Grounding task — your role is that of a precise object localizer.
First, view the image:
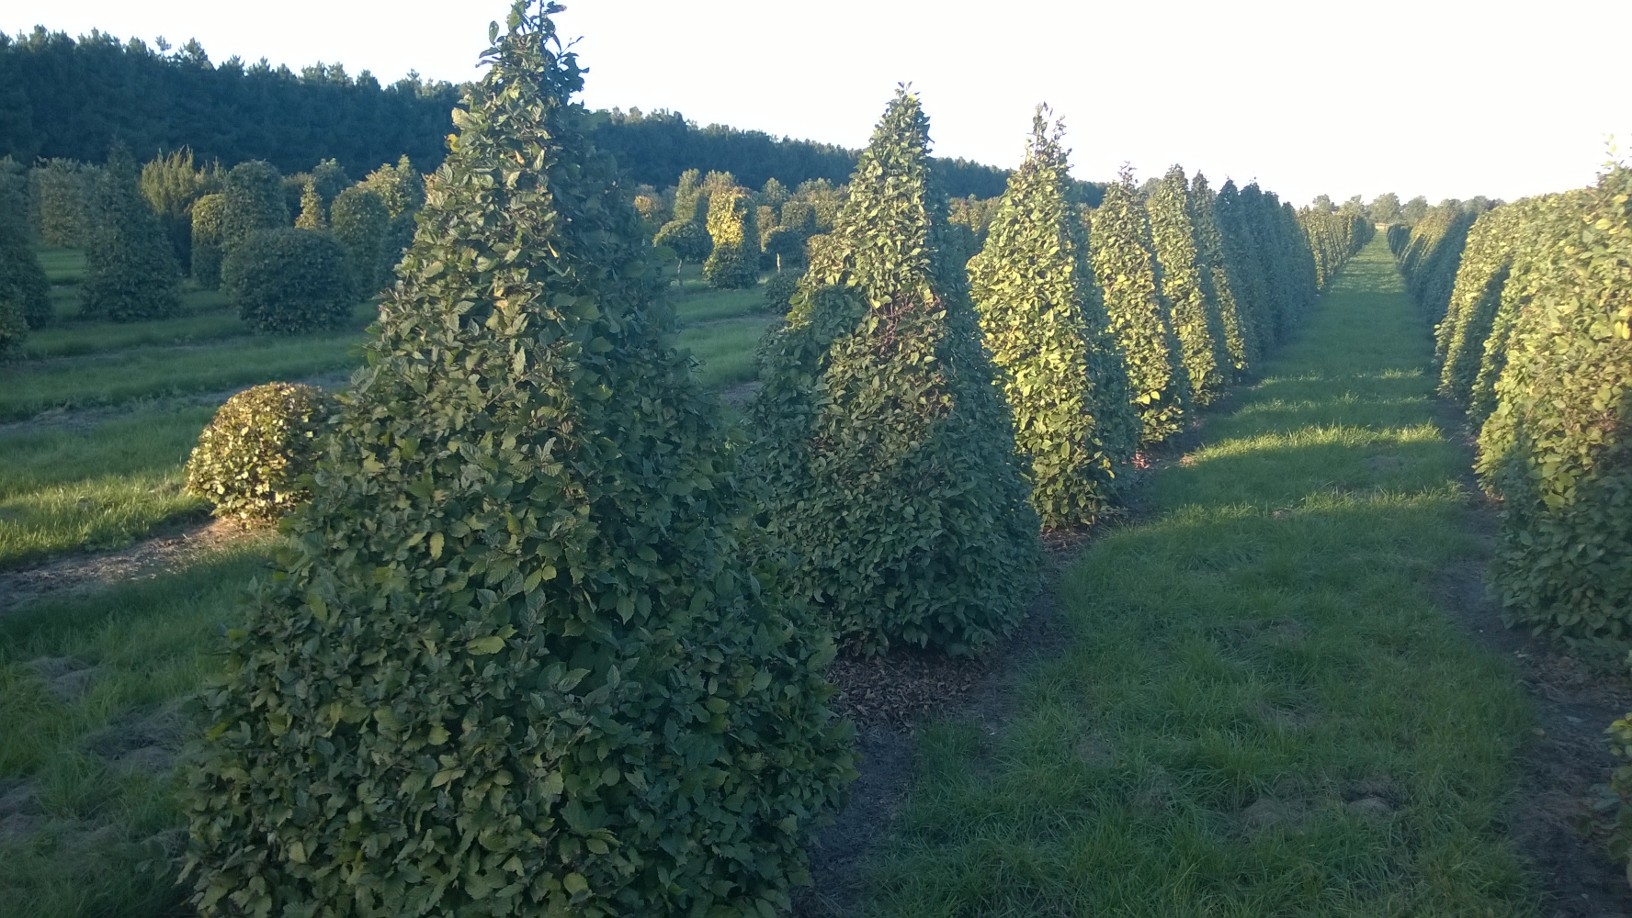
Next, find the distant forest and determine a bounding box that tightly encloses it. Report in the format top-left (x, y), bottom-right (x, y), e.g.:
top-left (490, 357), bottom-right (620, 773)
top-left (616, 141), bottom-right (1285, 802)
top-left (0, 27), bottom-right (1011, 198)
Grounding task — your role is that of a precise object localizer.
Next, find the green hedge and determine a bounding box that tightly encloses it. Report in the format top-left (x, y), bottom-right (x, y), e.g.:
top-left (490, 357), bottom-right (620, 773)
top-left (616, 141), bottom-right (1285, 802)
top-left (221, 227), bottom-right (353, 335)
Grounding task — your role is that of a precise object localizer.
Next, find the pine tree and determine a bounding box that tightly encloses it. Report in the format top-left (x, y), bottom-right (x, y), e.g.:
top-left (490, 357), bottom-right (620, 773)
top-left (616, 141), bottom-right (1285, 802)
top-left (184, 5), bottom-right (852, 914)
top-left (1146, 165), bottom-right (1231, 404)
top-left (746, 87), bottom-right (1040, 655)
top-left (80, 145), bottom-right (181, 322)
top-left (1090, 169), bottom-right (1190, 444)
top-left (967, 110), bottom-right (1138, 527)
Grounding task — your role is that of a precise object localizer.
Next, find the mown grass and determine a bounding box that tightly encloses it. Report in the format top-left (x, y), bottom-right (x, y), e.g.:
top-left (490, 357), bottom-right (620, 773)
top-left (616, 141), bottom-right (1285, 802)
top-left (855, 238), bottom-right (1538, 915)
top-left (0, 535), bottom-right (279, 918)
top-left (0, 403), bottom-right (217, 568)
top-left (21, 301), bottom-right (245, 359)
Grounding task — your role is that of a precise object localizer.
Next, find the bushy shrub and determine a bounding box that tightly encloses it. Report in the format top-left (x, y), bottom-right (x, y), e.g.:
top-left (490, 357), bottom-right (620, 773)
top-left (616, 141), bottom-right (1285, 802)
top-left (293, 179), bottom-right (326, 230)
top-left (746, 87), bottom-right (1040, 655)
top-left (140, 147), bottom-right (218, 272)
top-left (1146, 165), bottom-right (1231, 404)
top-left (219, 160), bottom-right (287, 254)
top-left (184, 5), bottom-right (853, 915)
top-left (0, 161), bottom-right (50, 339)
top-left (1091, 171), bottom-right (1189, 445)
top-left (184, 383), bottom-right (332, 521)
top-left (968, 111), bottom-right (1138, 528)
top-left (761, 223), bottom-right (805, 271)
top-left (29, 158), bottom-right (94, 247)
top-left (80, 146), bottom-right (181, 322)
top-left (329, 184), bottom-right (390, 295)
top-left (653, 217), bottom-right (710, 265)
top-left (221, 227), bottom-right (352, 334)
top-left (702, 187), bottom-right (759, 288)
top-left (1436, 203), bottom-right (1526, 405)
top-left (762, 268), bottom-right (799, 313)
top-left (360, 155), bottom-right (424, 218)
top-left (190, 193), bottom-right (227, 288)
top-left (1191, 174), bottom-right (1256, 373)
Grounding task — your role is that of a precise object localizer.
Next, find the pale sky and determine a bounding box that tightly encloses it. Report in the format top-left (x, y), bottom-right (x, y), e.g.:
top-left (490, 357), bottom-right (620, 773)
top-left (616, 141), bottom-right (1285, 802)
top-left (6, 0), bottom-right (1629, 206)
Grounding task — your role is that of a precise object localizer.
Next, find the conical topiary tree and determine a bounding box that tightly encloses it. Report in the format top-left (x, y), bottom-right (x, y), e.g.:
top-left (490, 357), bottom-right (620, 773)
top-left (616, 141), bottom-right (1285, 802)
top-left (1190, 172), bottom-right (1257, 373)
top-left (293, 178), bottom-right (325, 229)
top-left (1213, 178), bottom-right (1274, 360)
top-left (81, 145), bottom-right (181, 322)
top-left (967, 110), bottom-right (1138, 528)
top-left (1146, 165), bottom-right (1231, 404)
top-left (183, 5), bottom-right (853, 915)
top-left (746, 87), bottom-right (1040, 656)
top-left (1090, 168), bottom-right (1189, 445)
top-left (0, 161), bottom-right (49, 347)
top-left (702, 185), bottom-right (759, 288)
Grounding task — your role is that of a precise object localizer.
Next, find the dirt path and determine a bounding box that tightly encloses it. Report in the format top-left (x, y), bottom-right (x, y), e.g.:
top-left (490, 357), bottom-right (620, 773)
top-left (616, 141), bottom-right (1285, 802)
top-left (0, 517), bottom-right (251, 616)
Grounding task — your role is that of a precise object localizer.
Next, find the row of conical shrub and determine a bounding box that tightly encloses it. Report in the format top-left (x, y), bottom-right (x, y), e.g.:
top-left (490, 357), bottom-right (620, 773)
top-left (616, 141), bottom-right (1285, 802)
top-left (180, 3), bottom-right (1374, 911)
top-left (1409, 173), bottom-right (1630, 643)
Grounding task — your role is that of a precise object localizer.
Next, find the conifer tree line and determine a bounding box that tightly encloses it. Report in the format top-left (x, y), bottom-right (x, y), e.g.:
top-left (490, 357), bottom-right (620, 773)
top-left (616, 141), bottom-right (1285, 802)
top-left (1396, 174), bottom-right (1631, 645)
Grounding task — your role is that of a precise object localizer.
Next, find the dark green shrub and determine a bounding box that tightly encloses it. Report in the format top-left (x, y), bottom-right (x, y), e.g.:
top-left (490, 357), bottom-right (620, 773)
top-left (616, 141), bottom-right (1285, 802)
top-left (1436, 203), bottom-right (1526, 405)
top-left (653, 217), bottom-right (710, 266)
top-left (1146, 165), bottom-right (1231, 404)
top-left (140, 147), bottom-right (217, 272)
top-left (1191, 173), bottom-right (1256, 373)
top-left (80, 146), bottom-right (181, 322)
top-left (221, 227), bottom-right (351, 334)
top-left (1475, 170), bottom-right (1631, 641)
top-left (761, 223), bottom-right (805, 271)
top-left (703, 187), bottom-right (759, 288)
top-left (219, 160), bottom-right (287, 254)
top-left (184, 382), bottom-right (332, 521)
top-left (309, 158), bottom-right (351, 209)
top-left (184, 5), bottom-right (853, 915)
top-left (0, 161), bottom-right (49, 338)
top-left (28, 158), bottom-right (93, 247)
top-left (329, 184), bottom-right (390, 295)
top-left (746, 87), bottom-right (1040, 656)
top-left (190, 193), bottom-right (227, 288)
top-left (1212, 179), bottom-right (1273, 360)
top-left (1091, 170), bottom-right (1189, 445)
top-left (762, 268), bottom-right (799, 313)
top-left (968, 111), bottom-right (1138, 528)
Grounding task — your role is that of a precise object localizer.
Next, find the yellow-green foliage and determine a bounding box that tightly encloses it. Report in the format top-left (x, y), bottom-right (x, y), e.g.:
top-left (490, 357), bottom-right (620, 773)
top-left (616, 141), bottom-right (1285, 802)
top-left (1146, 165), bottom-right (1231, 404)
top-left (1436, 203), bottom-right (1528, 405)
top-left (1474, 169), bottom-right (1631, 640)
top-left (190, 192), bottom-right (227, 287)
top-left (184, 382), bottom-right (332, 521)
top-left (1395, 203), bottom-right (1480, 325)
top-left (329, 183), bottom-right (390, 295)
top-left (968, 112), bottom-right (1138, 527)
top-left (747, 87), bottom-right (1040, 656)
top-left (1091, 171), bottom-right (1189, 445)
top-left (702, 186), bottom-right (758, 288)
top-left (184, 6), bottom-right (853, 914)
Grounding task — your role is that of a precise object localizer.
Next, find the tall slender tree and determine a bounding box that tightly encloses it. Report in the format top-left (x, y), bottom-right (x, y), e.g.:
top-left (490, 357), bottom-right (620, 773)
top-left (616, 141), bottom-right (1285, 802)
top-left (967, 110), bottom-right (1138, 527)
top-left (747, 87), bottom-right (1040, 655)
top-left (1146, 165), bottom-right (1231, 403)
top-left (1191, 173), bottom-right (1256, 373)
top-left (184, 5), bottom-right (852, 914)
top-left (81, 145), bottom-right (181, 322)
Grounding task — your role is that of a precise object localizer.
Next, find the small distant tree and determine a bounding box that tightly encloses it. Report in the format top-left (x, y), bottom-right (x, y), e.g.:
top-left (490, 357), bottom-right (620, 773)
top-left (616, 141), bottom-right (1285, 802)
top-left (1367, 191), bottom-right (1403, 225)
top-left (29, 159), bottom-right (95, 247)
top-left (190, 193), bottom-right (228, 288)
top-left (140, 147), bottom-right (216, 272)
top-left (1146, 165), bottom-right (1231, 404)
top-left (308, 158), bottom-right (350, 210)
top-left (672, 167), bottom-right (705, 223)
top-left (761, 224), bottom-right (805, 271)
top-left (81, 146), bottom-right (181, 322)
top-left (653, 218), bottom-right (710, 271)
top-left (329, 185), bottom-right (390, 296)
top-left (294, 179), bottom-right (326, 229)
top-left (1090, 168), bottom-right (1190, 444)
top-left (220, 160), bottom-right (288, 254)
top-left (360, 155), bottom-right (424, 218)
top-left (702, 187), bottom-right (758, 288)
top-left (222, 227), bottom-right (352, 334)
top-left (1402, 195), bottom-right (1430, 225)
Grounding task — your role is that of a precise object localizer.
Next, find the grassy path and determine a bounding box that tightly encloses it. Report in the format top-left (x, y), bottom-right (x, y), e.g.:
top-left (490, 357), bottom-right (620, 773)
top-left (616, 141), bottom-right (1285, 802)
top-left (860, 238), bottom-right (1538, 915)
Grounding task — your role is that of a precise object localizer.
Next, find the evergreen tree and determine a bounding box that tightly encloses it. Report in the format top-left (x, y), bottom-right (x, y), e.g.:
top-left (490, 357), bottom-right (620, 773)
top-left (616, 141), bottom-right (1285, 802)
top-left (967, 110), bottom-right (1138, 528)
top-left (1146, 165), bottom-right (1231, 403)
top-left (702, 186), bottom-right (758, 288)
top-left (184, 5), bottom-right (852, 914)
top-left (81, 145), bottom-right (180, 322)
top-left (1090, 169), bottom-right (1190, 444)
top-left (746, 87), bottom-right (1040, 655)
top-left (140, 147), bottom-right (217, 272)
top-left (1191, 173), bottom-right (1256, 373)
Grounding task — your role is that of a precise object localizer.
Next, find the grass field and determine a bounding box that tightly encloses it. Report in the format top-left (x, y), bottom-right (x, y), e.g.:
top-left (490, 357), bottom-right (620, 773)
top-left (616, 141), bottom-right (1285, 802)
top-left (853, 237), bottom-right (1538, 915)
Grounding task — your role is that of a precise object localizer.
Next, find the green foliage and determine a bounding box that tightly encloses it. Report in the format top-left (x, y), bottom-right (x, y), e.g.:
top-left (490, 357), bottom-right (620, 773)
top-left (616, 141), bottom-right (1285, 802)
top-left (329, 184), bottom-right (391, 295)
top-left (184, 382), bottom-right (333, 521)
top-left (309, 157), bottom-right (351, 208)
top-left (762, 268), bottom-right (799, 313)
top-left (1091, 170), bottom-right (1190, 444)
top-left (1394, 202), bottom-right (1482, 326)
top-left (760, 224), bottom-right (806, 270)
top-left (0, 161), bottom-right (49, 345)
top-left (80, 146), bottom-right (181, 322)
top-left (1608, 697), bottom-right (1632, 873)
top-left (219, 160), bottom-right (288, 254)
top-left (360, 155), bottom-right (425, 218)
top-left (1191, 173), bottom-right (1256, 372)
top-left (672, 167), bottom-right (705, 223)
top-left (968, 111), bottom-right (1138, 527)
top-left (653, 217), bottom-right (710, 265)
top-left (184, 5), bottom-right (853, 915)
top-left (1146, 165), bottom-right (1231, 404)
top-left (1474, 170), bottom-right (1631, 640)
top-left (220, 227), bottom-right (352, 334)
top-left (190, 192), bottom-right (227, 288)
top-left (294, 178), bottom-right (326, 229)
top-left (703, 186), bottom-right (759, 288)
top-left (140, 146), bottom-right (219, 271)
top-left (1436, 203), bottom-right (1527, 405)
top-left (1213, 179), bottom-right (1273, 360)
top-left (746, 87), bottom-right (1040, 655)
top-left (28, 158), bottom-right (94, 247)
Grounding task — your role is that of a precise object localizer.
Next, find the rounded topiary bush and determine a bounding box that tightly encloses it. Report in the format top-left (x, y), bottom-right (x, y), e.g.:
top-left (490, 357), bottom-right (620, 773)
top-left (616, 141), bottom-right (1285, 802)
top-left (762, 269), bottom-right (799, 313)
top-left (221, 227), bottom-right (352, 335)
top-left (184, 382), bottom-right (332, 521)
